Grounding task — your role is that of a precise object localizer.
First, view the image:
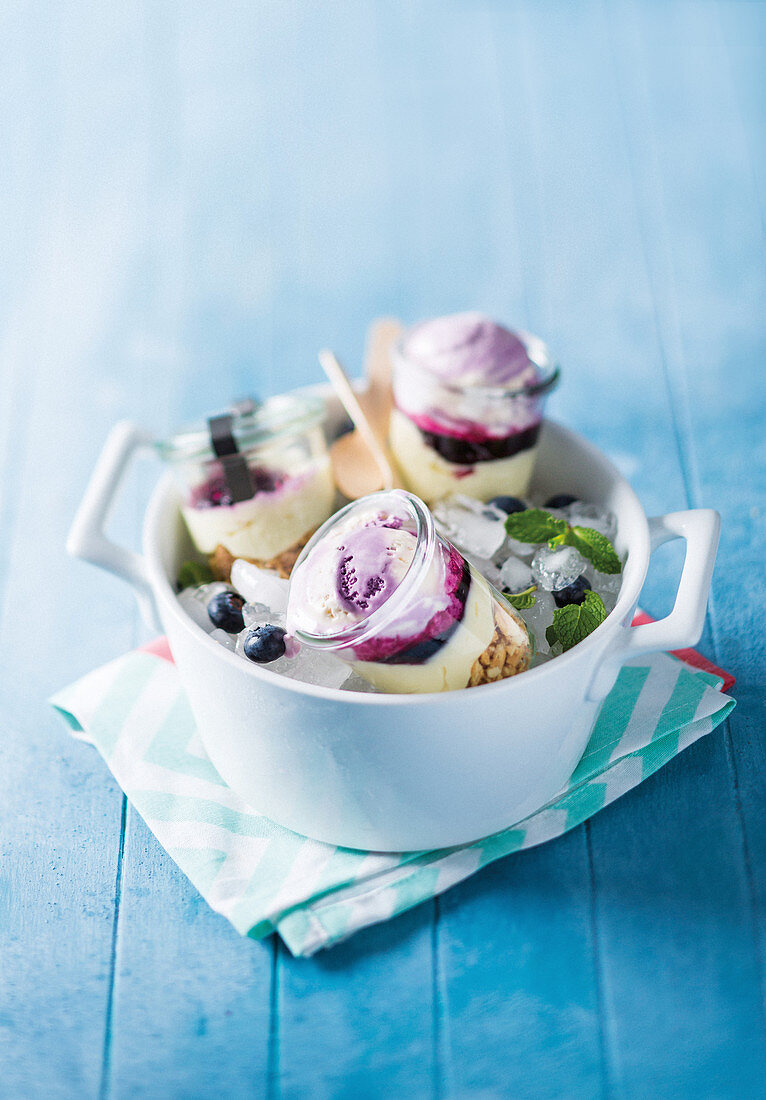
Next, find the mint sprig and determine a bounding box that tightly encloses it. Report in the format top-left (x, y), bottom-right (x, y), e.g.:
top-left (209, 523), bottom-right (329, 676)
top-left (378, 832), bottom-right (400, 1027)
top-left (503, 584), bottom-right (537, 610)
top-left (504, 509), bottom-right (567, 543)
top-left (547, 590), bottom-right (607, 652)
top-left (178, 559), bottom-right (214, 589)
top-left (565, 527), bottom-right (622, 575)
top-left (505, 508), bottom-right (622, 575)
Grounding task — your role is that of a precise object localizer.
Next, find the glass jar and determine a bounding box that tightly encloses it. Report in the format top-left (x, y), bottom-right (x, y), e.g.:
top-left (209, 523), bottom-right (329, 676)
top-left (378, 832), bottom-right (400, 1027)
top-left (157, 394), bottom-right (335, 569)
top-left (286, 489), bottom-right (531, 693)
top-left (389, 314), bottom-right (560, 505)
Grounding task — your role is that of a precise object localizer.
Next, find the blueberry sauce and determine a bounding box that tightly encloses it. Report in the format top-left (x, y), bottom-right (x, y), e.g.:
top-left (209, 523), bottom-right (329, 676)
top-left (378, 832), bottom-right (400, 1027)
top-left (189, 465), bottom-right (284, 509)
top-left (418, 422), bottom-right (540, 466)
top-left (377, 557), bottom-right (472, 665)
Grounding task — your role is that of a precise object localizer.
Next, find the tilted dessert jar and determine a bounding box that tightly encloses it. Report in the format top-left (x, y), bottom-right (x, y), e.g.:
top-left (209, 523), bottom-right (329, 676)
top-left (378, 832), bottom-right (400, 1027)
top-left (157, 395), bottom-right (335, 572)
top-left (389, 312), bottom-right (559, 505)
top-left (286, 489), bottom-right (531, 693)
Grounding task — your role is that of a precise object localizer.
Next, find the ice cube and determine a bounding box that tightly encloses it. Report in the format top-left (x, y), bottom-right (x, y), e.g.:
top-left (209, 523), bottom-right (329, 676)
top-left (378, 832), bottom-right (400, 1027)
top-left (432, 496), bottom-right (507, 559)
top-left (499, 555), bottom-right (534, 594)
top-left (242, 601), bottom-right (285, 629)
top-left (230, 559), bottom-right (289, 614)
top-left (519, 588), bottom-right (556, 654)
top-left (596, 569), bottom-right (623, 596)
top-left (591, 568), bottom-right (623, 615)
top-left (176, 586), bottom-right (226, 632)
top-left (280, 645), bottom-right (350, 689)
top-left (209, 627), bottom-right (236, 651)
top-left (463, 554), bottom-right (503, 589)
top-left (196, 582), bottom-right (232, 601)
top-left (495, 534), bottom-right (537, 561)
top-left (563, 503), bottom-right (617, 540)
top-left (532, 545), bottom-right (586, 591)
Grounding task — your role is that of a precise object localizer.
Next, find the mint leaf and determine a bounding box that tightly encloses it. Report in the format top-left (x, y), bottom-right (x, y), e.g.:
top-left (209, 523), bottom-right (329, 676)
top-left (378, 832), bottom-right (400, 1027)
top-left (178, 560), bottom-right (213, 589)
top-left (547, 532), bottom-right (567, 550)
top-left (545, 624), bottom-right (558, 648)
top-left (504, 584), bottom-right (537, 610)
top-left (550, 590), bottom-right (607, 651)
top-left (504, 508), bottom-right (567, 543)
top-left (566, 526), bottom-right (622, 574)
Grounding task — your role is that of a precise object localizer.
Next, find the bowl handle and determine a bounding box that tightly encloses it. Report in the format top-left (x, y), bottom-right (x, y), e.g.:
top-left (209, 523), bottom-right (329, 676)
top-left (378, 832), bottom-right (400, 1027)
top-left (587, 509), bottom-right (721, 701)
top-left (67, 421), bottom-right (161, 631)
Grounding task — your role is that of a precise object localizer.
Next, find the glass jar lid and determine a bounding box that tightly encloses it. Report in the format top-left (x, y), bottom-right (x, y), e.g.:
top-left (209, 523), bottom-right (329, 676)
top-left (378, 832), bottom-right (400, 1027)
top-left (156, 392), bottom-right (326, 464)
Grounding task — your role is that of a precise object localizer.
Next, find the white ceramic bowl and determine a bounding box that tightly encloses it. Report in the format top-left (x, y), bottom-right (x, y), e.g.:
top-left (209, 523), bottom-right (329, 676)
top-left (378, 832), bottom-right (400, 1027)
top-left (68, 392), bottom-right (719, 851)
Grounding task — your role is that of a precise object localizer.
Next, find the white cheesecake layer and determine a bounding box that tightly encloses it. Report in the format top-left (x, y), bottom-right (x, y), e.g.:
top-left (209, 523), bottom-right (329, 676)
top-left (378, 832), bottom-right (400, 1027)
top-left (389, 409), bottom-right (539, 505)
top-left (182, 462), bottom-right (335, 560)
top-left (351, 570), bottom-right (497, 693)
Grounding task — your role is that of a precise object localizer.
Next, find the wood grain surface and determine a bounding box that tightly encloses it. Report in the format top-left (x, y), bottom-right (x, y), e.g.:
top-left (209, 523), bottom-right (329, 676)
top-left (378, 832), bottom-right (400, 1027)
top-left (0, 2), bottom-right (764, 1097)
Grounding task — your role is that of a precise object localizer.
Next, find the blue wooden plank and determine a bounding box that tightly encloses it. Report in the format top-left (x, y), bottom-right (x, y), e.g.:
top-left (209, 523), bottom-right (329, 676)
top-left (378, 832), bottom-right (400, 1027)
top-left (603, 2), bottom-right (766, 1077)
top-left (1, 1), bottom-right (764, 1095)
top-left (438, 835), bottom-right (605, 1099)
top-left (105, 814), bottom-right (273, 1097)
top-left (278, 908), bottom-right (438, 1100)
top-left (0, 5), bottom-right (146, 1093)
top-left (51, 4), bottom-right (280, 1092)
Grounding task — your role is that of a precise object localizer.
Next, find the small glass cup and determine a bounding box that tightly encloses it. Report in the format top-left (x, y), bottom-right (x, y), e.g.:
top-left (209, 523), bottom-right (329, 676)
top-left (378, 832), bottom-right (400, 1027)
top-left (157, 394), bottom-right (335, 571)
top-left (287, 489), bottom-right (531, 693)
top-left (389, 326), bottom-right (559, 505)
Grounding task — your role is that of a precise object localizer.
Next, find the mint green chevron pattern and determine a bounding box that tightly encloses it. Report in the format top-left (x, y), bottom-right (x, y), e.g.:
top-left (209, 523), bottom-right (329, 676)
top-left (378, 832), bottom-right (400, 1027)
top-left (51, 649), bottom-right (734, 957)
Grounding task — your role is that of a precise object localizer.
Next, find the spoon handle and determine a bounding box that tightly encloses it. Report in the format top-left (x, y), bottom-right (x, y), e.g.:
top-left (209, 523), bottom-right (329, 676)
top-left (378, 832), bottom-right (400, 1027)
top-left (318, 350), bottom-right (397, 491)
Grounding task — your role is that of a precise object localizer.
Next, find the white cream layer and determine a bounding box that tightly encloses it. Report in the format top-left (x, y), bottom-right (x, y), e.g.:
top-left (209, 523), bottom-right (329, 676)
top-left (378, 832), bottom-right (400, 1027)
top-left (182, 462), bottom-right (335, 559)
top-left (389, 409), bottom-right (539, 506)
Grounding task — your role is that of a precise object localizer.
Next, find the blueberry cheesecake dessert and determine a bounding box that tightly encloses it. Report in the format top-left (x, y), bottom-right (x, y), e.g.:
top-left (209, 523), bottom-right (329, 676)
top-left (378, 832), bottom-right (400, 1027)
top-left (285, 490), bottom-right (531, 693)
top-left (389, 312), bottom-right (559, 504)
top-left (158, 394), bottom-right (336, 579)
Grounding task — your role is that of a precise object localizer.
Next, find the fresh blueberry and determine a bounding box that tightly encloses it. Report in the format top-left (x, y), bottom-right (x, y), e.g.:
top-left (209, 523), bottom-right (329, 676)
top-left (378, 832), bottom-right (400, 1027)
top-left (553, 575), bottom-right (592, 608)
top-left (545, 493), bottom-right (578, 509)
top-left (488, 495), bottom-right (527, 515)
top-left (207, 590), bottom-right (246, 633)
top-left (243, 624), bottom-right (287, 663)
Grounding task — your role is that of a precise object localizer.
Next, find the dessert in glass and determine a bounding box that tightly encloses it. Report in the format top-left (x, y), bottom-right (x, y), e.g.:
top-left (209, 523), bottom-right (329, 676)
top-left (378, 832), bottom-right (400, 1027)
top-left (389, 312), bottom-right (559, 504)
top-left (159, 395), bottom-right (336, 578)
top-left (286, 489), bottom-right (531, 693)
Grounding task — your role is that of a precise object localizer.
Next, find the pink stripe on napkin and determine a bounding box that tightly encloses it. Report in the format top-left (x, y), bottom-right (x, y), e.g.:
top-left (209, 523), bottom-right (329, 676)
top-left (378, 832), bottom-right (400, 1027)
top-left (139, 637), bottom-right (174, 663)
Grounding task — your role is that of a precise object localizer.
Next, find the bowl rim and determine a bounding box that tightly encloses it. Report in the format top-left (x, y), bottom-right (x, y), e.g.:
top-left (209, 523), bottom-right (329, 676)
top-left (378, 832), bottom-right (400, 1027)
top-left (143, 418), bottom-right (650, 707)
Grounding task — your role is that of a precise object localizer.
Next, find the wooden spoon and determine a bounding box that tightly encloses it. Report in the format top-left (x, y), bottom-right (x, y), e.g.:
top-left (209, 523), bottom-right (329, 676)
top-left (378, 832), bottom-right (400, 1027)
top-left (361, 317), bottom-right (402, 440)
top-left (319, 348), bottom-right (402, 499)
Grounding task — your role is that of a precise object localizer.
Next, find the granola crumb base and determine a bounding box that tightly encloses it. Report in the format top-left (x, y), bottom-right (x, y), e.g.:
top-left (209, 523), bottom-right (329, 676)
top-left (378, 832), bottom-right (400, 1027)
top-left (467, 602), bottom-right (531, 687)
top-left (208, 529), bottom-right (315, 582)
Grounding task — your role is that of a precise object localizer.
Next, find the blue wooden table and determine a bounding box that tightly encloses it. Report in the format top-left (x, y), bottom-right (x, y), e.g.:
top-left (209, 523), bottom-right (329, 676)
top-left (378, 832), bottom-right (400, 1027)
top-left (1, 2), bottom-right (764, 1096)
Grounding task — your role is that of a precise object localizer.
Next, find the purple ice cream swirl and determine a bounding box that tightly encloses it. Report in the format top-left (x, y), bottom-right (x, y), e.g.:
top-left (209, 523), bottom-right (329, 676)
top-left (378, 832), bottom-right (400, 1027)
top-left (288, 512), bottom-right (472, 666)
top-left (404, 312), bottom-right (531, 388)
top-left (352, 543), bottom-right (470, 664)
top-left (395, 312), bottom-right (544, 448)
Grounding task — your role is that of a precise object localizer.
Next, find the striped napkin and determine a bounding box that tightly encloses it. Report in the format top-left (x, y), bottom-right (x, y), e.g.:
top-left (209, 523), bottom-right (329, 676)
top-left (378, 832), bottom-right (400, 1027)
top-left (51, 629), bottom-right (734, 957)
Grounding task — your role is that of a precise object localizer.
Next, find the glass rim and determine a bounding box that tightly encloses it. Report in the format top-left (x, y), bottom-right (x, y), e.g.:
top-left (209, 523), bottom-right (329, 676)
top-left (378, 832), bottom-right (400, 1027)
top-left (155, 392), bottom-right (326, 464)
top-left (393, 326), bottom-right (560, 400)
top-left (288, 489), bottom-right (439, 652)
